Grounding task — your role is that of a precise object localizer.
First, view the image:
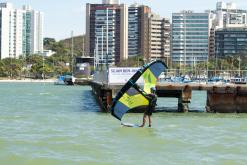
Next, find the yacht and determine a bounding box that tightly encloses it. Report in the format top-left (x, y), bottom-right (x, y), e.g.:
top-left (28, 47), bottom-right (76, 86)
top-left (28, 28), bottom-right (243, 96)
top-left (230, 77), bottom-right (246, 84)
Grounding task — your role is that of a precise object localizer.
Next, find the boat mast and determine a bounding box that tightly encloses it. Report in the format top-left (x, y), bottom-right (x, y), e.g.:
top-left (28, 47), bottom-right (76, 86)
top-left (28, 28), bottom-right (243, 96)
top-left (71, 31), bottom-right (74, 76)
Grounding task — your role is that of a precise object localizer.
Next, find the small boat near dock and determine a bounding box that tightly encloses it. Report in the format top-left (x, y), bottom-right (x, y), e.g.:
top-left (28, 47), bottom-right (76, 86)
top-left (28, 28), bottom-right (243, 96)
top-left (54, 75), bottom-right (75, 85)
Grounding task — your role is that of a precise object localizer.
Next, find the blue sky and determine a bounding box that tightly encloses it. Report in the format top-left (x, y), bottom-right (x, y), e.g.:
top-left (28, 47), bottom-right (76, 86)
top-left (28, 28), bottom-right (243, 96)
top-left (6, 0), bottom-right (247, 40)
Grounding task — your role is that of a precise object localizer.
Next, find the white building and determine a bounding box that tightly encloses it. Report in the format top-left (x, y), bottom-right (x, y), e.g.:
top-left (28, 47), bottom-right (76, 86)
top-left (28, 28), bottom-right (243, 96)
top-left (0, 3), bottom-right (43, 59)
top-left (215, 2), bottom-right (247, 29)
top-left (208, 1), bottom-right (247, 57)
top-left (41, 50), bottom-right (56, 57)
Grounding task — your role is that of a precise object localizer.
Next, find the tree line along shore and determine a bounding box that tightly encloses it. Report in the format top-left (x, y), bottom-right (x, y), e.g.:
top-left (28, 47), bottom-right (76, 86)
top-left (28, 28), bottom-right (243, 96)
top-left (1, 35), bottom-right (247, 80)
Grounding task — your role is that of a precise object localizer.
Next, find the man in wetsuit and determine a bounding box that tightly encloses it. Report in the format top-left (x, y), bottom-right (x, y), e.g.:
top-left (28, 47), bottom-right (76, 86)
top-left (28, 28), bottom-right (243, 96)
top-left (133, 84), bottom-right (157, 127)
top-left (139, 87), bottom-right (157, 127)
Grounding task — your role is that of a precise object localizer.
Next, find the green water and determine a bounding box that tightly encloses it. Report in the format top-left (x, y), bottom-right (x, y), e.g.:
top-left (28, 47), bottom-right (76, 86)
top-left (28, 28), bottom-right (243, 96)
top-left (0, 83), bottom-right (247, 165)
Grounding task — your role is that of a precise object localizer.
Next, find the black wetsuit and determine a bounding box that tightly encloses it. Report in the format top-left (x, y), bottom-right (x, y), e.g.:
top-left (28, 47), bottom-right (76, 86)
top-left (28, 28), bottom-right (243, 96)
top-left (145, 93), bottom-right (157, 116)
top-left (132, 83), bottom-right (157, 116)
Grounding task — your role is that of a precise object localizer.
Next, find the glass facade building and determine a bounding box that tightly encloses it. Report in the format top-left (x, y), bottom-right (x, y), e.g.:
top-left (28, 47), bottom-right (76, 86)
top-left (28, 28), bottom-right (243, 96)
top-left (127, 5), bottom-right (151, 58)
top-left (172, 12), bottom-right (209, 66)
top-left (23, 12), bottom-right (32, 55)
top-left (94, 8), bottom-right (117, 64)
top-left (86, 2), bottom-right (151, 65)
top-left (215, 28), bottom-right (247, 57)
top-left (86, 3), bottom-right (126, 65)
top-left (128, 5), bottom-right (140, 57)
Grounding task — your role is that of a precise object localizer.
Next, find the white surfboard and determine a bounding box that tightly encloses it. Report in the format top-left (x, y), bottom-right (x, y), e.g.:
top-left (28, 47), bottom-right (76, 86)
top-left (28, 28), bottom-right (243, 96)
top-left (121, 122), bottom-right (140, 128)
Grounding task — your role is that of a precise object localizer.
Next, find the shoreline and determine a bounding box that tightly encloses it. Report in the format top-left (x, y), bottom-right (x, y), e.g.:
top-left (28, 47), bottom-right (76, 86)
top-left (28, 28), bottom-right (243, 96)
top-left (0, 79), bottom-right (55, 83)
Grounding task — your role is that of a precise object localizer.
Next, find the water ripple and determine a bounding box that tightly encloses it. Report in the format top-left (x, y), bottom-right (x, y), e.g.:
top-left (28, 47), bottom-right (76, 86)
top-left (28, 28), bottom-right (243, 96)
top-left (0, 83), bottom-right (247, 164)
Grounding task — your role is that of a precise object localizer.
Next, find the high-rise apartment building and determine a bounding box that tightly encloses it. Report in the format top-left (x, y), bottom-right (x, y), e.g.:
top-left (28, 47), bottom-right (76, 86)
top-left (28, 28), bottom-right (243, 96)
top-left (128, 4), bottom-right (151, 58)
top-left (85, 1), bottom-right (128, 65)
top-left (23, 5), bottom-right (44, 56)
top-left (0, 3), bottom-right (43, 59)
top-left (148, 13), bottom-right (170, 62)
top-left (86, 1), bottom-right (170, 65)
top-left (128, 4), bottom-right (140, 57)
top-left (172, 11), bottom-right (209, 66)
top-left (127, 6), bottom-right (170, 62)
top-left (139, 6), bottom-right (151, 61)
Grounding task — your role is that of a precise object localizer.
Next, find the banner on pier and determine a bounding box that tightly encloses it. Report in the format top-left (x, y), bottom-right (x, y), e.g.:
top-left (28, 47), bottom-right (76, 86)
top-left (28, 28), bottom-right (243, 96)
top-left (108, 67), bottom-right (143, 85)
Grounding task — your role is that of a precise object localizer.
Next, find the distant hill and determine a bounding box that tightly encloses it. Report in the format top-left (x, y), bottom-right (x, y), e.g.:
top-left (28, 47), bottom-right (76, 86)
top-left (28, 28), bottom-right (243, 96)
top-left (59, 35), bottom-right (85, 56)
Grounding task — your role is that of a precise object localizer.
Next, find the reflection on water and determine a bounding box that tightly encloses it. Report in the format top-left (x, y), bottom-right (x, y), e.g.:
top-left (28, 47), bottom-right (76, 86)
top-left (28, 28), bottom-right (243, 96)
top-left (0, 83), bottom-right (247, 165)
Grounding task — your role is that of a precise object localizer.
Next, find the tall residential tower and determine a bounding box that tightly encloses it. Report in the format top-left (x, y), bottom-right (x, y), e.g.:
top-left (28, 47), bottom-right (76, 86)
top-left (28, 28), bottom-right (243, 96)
top-left (85, 1), bottom-right (128, 65)
top-left (0, 3), bottom-right (43, 59)
top-left (86, 1), bottom-right (170, 65)
top-left (148, 13), bottom-right (170, 62)
top-left (128, 4), bottom-right (151, 58)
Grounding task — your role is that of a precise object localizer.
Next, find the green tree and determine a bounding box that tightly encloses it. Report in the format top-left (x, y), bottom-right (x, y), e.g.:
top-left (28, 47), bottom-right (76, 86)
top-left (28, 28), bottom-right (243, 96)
top-left (0, 58), bottom-right (22, 78)
top-left (59, 35), bottom-right (85, 56)
top-left (44, 38), bottom-right (56, 50)
top-left (0, 60), bottom-right (6, 77)
top-left (30, 63), bottom-right (40, 78)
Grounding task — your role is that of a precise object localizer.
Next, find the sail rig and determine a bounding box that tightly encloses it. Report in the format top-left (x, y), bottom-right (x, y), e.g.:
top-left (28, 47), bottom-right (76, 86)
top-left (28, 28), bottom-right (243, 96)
top-left (110, 60), bottom-right (168, 121)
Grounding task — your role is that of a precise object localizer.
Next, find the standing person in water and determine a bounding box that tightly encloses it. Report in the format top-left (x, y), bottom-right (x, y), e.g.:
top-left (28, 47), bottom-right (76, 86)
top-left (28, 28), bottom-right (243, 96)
top-left (133, 84), bottom-right (157, 127)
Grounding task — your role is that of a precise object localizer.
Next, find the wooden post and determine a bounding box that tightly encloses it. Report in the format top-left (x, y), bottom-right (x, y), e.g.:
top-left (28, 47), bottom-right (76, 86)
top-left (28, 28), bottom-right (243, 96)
top-left (106, 90), bottom-right (112, 112)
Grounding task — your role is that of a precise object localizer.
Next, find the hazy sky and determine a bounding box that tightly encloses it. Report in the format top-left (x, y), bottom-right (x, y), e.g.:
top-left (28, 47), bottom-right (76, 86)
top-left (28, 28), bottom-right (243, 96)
top-left (6, 0), bottom-right (247, 40)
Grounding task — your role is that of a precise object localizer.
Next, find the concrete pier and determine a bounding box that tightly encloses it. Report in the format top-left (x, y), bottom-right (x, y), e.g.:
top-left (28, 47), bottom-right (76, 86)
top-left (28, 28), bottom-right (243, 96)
top-left (90, 81), bottom-right (247, 113)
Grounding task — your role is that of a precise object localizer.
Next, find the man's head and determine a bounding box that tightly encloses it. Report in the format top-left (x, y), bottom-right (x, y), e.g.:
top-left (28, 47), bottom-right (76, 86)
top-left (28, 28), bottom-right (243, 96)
top-left (150, 87), bottom-right (156, 94)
